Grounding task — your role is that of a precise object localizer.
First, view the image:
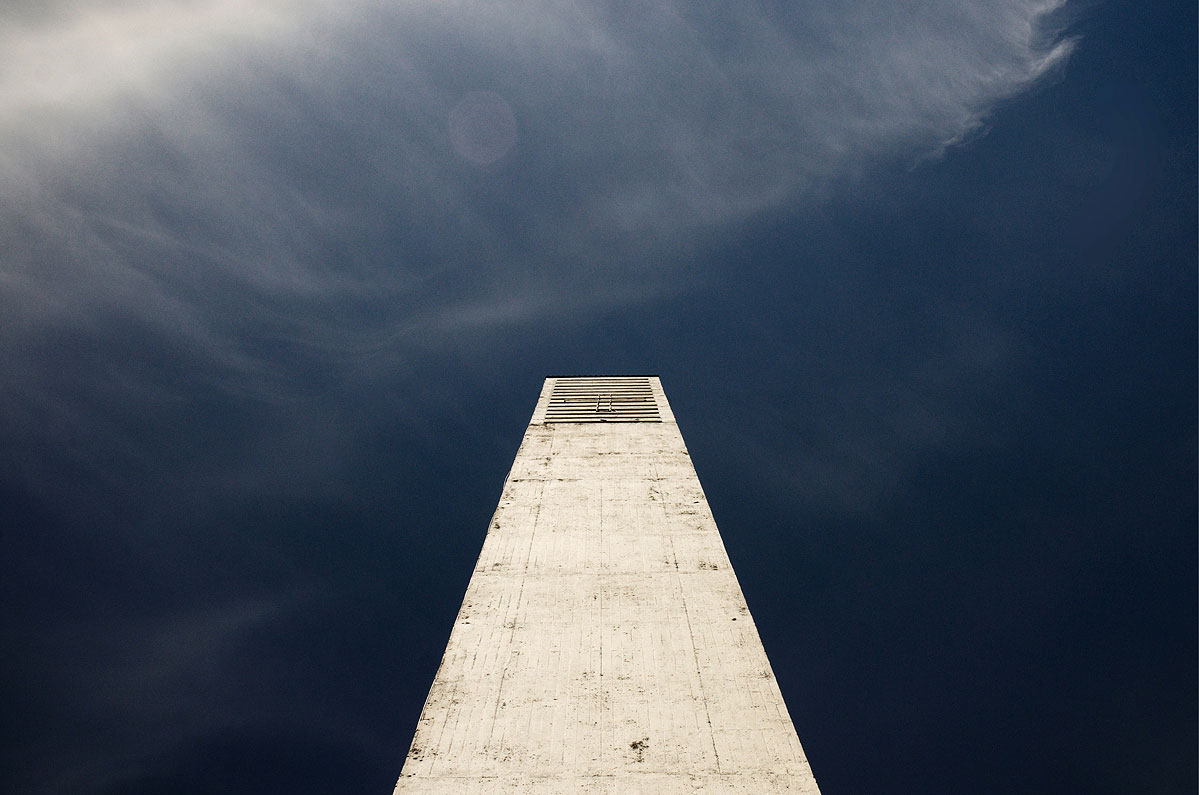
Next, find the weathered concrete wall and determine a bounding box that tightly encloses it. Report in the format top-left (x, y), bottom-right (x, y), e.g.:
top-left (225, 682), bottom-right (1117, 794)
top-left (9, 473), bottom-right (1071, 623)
top-left (394, 377), bottom-right (822, 794)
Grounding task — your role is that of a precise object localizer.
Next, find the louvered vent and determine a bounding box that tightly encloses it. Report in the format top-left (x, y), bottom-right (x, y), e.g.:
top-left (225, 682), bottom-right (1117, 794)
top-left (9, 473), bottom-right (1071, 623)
top-left (544, 376), bottom-right (661, 423)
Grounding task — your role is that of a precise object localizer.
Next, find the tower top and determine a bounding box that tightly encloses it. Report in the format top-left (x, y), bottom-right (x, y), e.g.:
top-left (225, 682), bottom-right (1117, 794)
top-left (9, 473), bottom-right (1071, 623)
top-left (531, 375), bottom-right (675, 424)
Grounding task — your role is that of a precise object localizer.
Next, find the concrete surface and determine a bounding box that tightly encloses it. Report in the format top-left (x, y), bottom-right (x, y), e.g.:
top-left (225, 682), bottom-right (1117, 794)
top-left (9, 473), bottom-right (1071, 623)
top-left (394, 377), bottom-right (822, 794)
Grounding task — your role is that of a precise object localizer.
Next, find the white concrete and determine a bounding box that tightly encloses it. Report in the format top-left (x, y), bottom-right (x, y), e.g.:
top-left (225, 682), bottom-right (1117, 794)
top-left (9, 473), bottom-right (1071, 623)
top-left (394, 377), bottom-right (822, 794)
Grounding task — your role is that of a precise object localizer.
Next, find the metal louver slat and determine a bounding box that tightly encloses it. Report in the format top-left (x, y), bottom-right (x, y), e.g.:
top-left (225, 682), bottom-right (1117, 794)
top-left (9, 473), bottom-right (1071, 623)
top-left (543, 376), bottom-right (662, 423)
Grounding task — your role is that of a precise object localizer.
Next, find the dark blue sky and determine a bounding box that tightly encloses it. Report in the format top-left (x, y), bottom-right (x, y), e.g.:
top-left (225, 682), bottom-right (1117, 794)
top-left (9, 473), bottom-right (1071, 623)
top-left (1, 1), bottom-right (1194, 793)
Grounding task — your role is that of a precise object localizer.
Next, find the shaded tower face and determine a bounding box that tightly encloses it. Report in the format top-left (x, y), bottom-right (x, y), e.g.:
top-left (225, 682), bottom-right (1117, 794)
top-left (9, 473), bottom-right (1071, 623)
top-left (395, 376), bottom-right (822, 794)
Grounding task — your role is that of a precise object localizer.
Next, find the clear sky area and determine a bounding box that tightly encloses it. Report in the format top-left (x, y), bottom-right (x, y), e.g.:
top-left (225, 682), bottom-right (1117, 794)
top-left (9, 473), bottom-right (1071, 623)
top-left (1, 1), bottom-right (1195, 793)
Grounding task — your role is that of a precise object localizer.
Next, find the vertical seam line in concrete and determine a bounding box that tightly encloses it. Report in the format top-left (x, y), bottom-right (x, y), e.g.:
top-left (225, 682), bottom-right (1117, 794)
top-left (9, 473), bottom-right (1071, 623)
top-left (599, 480), bottom-right (604, 681)
top-left (598, 481), bottom-right (604, 762)
top-left (483, 466), bottom-right (544, 763)
top-left (653, 456), bottom-right (722, 774)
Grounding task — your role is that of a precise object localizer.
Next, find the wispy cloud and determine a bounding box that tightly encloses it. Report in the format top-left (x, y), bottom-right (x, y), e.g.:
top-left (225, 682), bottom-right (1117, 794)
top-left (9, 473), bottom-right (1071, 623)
top-left (0, 3), bottom-right (1078, 789)
top-left (0, 0), bottom-right (1078, 433)
top-left (0, 0), bottom-right (1078, 466)
top-left (0, 0), bottom-right (1076, 329)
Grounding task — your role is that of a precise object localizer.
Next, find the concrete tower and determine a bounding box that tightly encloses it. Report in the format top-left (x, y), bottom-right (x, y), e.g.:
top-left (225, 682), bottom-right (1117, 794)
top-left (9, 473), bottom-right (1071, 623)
top-left (394, 376), bottom-right (822, 794)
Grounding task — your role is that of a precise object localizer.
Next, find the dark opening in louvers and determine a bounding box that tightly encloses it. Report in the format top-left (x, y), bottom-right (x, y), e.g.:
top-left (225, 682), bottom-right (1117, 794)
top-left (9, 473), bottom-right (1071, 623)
top-left (544, 376), bottom-right (662, 423)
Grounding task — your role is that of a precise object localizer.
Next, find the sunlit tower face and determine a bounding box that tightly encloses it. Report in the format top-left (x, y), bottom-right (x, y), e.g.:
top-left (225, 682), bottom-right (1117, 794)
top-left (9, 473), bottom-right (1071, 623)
top-left (395, 376), bottom-right (822, 794)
